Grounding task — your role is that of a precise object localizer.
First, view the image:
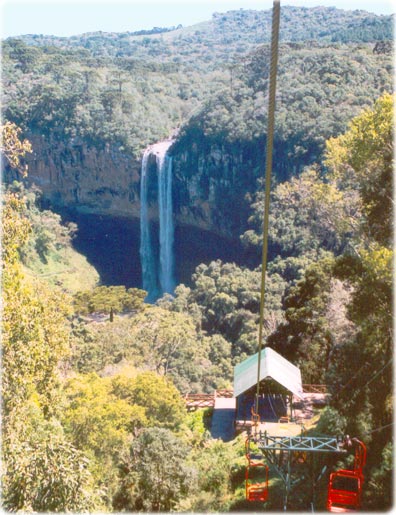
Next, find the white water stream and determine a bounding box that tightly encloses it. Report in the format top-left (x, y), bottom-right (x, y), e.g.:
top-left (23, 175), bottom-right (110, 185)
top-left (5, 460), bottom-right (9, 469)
top-left (139, 140), bottom-right (175, 301)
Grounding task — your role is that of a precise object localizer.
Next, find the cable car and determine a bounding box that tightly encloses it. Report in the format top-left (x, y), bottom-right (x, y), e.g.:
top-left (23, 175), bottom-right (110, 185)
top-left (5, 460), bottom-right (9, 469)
top-left (246, 461), bottom-right (269, 502)
top-left (327, 469), bottom-right (362, 512)
top-left (245, 437), bottom-right (269, 502)
top-left (327, 439), bottom-right (366, 512)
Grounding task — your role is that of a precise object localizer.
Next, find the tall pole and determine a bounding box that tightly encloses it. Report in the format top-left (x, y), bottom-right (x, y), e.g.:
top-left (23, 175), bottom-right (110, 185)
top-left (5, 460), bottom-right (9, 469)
top-left (255, 0), bottom-right (281, 418)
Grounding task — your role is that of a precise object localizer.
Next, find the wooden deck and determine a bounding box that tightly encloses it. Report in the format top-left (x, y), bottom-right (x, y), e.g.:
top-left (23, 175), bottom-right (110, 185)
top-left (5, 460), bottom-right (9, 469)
top-left (185, 389), bottom-right (233, 410)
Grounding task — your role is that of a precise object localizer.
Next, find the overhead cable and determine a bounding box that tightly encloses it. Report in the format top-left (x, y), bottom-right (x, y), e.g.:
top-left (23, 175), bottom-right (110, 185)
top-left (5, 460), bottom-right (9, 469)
top-left (255, 0), bottom-right (281, 418)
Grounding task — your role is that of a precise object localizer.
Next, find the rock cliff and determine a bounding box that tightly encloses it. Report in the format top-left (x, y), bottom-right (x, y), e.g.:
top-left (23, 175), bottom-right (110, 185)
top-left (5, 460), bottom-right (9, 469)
top-left (12, 130), bottom-right (263, 239)
top-left (20, 132), bottom-right (142, 219)
top-left (171, 135), bottom-right (263, 238)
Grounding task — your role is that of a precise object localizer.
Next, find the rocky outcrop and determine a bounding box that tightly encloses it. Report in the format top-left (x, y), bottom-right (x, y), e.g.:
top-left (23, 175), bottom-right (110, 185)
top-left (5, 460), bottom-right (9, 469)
top-left (171, 133), bottom-right (264, 238)
top-left (20, 132), bottom-right (143, 219)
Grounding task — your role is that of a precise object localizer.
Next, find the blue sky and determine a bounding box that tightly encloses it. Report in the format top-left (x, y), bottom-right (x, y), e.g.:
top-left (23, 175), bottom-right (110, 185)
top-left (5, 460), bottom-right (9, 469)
top-left (1, 0), bottom-right (394, 39)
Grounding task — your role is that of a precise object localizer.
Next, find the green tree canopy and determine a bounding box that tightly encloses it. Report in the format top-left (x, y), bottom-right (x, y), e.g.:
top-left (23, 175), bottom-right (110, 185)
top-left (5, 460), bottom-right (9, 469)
top-left (73, 285), bottom-right (146, 315)
top-left (111, 371), bottom-right (187, 430)
top-left (325, 93), bottom-right (393, 246)
top-left (114, 427), bottom-right (196, 511)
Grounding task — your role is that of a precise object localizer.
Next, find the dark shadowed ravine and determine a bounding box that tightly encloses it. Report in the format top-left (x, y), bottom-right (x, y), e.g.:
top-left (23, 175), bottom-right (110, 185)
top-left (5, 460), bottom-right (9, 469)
top-left (60, 210), bottom-right (252, 291)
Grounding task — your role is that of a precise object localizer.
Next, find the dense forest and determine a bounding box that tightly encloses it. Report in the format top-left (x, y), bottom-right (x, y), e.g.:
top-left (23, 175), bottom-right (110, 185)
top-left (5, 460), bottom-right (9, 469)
top-left (1, 5), bottom-right (394, 513)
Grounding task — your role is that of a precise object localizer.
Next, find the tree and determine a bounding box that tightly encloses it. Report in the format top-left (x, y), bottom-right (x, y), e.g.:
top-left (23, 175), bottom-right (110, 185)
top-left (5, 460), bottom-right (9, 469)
top-left (318, 96), bottom-right (393, 510)
top-left (242, 168), bottom-right (361, 261)
top-left (111, 371), bottom-right (187, 430)
top-left (125, 308), bottom-right (206, 392)
top-left (2, 127), bottom-right (71, 417)
top-left (3, 412), bottom-right (99, 512)
top-left (61, 372), bottom-right (148, 507)
top-left (2, 124), bottom-right (99, 511)
top-left (325, 93), bottom-right (393, 246)
top-left (169, 260), bottom-right (285, 360)
top-left (1, 121), bottom-right (32, 175)
top-left (73, 285), bottom-right (146, 315)
top-left (62, 373), bottom-right (147, 452)
top-left (114, 427), bottom-right (196, 511)
top-left (268, 255), bottom-right (353, 384)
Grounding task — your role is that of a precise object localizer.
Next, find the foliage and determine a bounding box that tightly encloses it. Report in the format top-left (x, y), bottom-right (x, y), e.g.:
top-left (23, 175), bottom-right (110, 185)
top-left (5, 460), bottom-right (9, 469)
top-left (193, 439), bottom-right (235, 495)
top-left (315, 406), bottom-right (347, 436)
top-left (2, 38), bottom-right (211, 156)
top-left (73, 285), bottom-right (146, 315)
top-left (61, 372), bottom-right (147, 507)
top-left (3, 266), bottom-right (72, 416)
top-left (4, 181), bottom-right (99, 292)
top-left (111, 371), bottom-right (187, 430)
top-left (2, 164), bottom-right (71, 420)
top-left (10, 7), bottom-right (393, 62)
top-left (326, 98), bottom-right (393, 447)
top-left (1, 13), bottom-right (394, 513)
top-left (180, 408), bottom-right (212, 447)
top-left (172, 44), bottom-right (391, 238)
top-left (1, 121), bottom-right (32, 174)
top-left (2, 190), bottom-right (31, 265)
top-left (62, 373), bottom-right (147, 452)
top-left (180, 435), bottom-right (247, 512)
top-left (114, 427), bottom-right (196, 511)
top-left (325, 93), bottom-right (394, 246)
top-left (321, 97), bottom-right (392, 510)
top-left (2, 124), bottom-right (100, 512)
top-left (364, 442), bottom-right (393, 510)
top-left (267, 255), bottom-right (355, 383)
top-left (166, 260), bottom-right (285, 362)
top-left (335, 246), bottom-right (392, 358)
top-left (69, 317), bottom-right (141, 374)
top-left (121, 307), bottom-right (212, 392)
top-left (70, 304), bottom-right (232, 392)
top-left (3, 409), bottom-right (99, 512)
top-left (242, 169), bottom-right (361, 259)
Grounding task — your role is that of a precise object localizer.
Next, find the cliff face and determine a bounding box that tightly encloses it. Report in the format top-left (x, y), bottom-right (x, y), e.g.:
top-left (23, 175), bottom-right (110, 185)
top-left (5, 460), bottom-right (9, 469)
top-left (13, 131), bottom-right (262, 239)
top-left (172, 135), bottom-right (263, 238)
top-left (21, 133), bottom-right (142, 219)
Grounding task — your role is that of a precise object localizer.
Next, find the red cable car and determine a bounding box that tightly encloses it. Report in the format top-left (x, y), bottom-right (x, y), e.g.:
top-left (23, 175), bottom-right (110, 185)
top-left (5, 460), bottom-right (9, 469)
top-left (327, 439), bottom-right (366, 512)
top-left (327, 469), bottom-right (362, 512)
top-left (246, 461), bottom-right (269, 502)
top-left (245, 437), bottom-right (269, 502)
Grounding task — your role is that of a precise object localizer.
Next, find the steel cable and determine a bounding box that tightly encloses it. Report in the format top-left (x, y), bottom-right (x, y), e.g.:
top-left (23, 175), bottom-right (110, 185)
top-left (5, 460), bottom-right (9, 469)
top-left (255, 0), bottom-right (281, 418)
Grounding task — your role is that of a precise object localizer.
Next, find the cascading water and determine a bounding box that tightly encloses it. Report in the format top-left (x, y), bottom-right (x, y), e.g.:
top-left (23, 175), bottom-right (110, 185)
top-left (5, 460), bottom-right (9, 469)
top-left (158, 151), bottom-right (175, 295)
top-left (139, 140), bottom-right (175, 302)
top-left (139, 148), bottom-right (159, 302)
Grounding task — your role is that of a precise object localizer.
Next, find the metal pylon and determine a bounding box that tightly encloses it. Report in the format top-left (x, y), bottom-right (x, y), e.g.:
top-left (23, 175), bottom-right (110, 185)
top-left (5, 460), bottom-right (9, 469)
top-left (250, 431), bottom-right (347, 510)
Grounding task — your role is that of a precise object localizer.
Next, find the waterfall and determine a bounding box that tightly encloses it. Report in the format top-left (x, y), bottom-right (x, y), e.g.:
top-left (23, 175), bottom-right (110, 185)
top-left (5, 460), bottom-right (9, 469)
top-left (139, 148), bottom-right (159, 302)
top-left (158, 151), bottom-right (175, 295)
top-left (139, 140), bottom-right (175, 302)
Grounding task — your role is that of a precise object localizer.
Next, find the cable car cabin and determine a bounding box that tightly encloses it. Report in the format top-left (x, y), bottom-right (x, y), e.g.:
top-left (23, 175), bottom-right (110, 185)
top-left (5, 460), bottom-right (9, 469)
top-left (246, 462), bottom-right (269, 502)
top-left (327, 470), bottom-right (362, 512)
top-left (245, 437), bottom-right (269, 502)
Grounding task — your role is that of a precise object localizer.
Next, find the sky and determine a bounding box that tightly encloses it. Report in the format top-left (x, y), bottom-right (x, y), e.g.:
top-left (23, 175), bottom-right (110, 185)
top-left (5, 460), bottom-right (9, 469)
top-left (1, 0), bottom-right (394, 39)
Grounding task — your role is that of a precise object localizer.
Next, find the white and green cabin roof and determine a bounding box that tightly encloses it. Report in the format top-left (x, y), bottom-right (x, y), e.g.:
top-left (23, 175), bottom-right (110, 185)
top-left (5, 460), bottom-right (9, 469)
top-left (233, 347), bottom-right (304, 399)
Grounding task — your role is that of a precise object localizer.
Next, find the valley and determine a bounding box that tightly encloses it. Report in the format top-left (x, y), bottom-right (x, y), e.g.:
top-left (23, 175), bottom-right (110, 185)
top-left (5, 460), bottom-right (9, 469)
top-left (1, 4), bottom-right (393, 512)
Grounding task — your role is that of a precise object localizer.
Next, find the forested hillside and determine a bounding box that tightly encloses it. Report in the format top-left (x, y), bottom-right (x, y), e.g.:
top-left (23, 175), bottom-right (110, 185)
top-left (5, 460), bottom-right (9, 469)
top-left (15, 6), bottom-right (393, 62)
top-left (3, 7), bottom-right (393, 156)
top-left (1, 4), bottom-right (394, 513)
top-left (3, 8), bottom-right (392, 236)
